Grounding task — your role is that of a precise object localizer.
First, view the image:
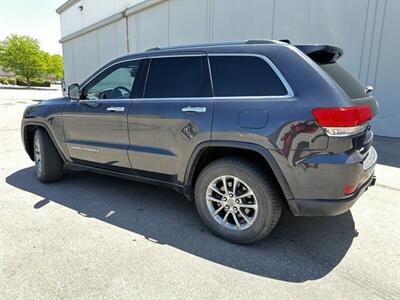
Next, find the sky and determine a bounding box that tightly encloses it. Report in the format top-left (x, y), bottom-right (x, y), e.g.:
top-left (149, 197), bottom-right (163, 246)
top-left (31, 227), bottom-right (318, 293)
top-left (0, 0), bottom-right (66, 55)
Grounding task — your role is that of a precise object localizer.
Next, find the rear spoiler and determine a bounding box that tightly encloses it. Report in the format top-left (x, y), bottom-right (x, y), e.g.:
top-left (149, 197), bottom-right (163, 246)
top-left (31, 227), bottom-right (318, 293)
top-left (295, 45), bottom-right (344, 64)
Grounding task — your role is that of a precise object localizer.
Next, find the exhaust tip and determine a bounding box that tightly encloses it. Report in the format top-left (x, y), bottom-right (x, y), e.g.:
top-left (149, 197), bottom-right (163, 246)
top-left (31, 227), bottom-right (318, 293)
top-left (370, 175), bottom-right (377, 186)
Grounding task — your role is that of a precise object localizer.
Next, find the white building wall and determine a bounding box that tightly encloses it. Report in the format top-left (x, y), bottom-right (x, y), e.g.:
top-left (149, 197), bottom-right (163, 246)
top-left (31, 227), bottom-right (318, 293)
top-left (60, 0), bottom-right (143, 37)
top-left (212, 1), bottom-right (274, 42)
top-left (58, 0), bottom-right (400, 137)
top-left (370, 0), bottom-right (400, 137)
top-left (168, 0), bottom-right (208, 45)
top-left (273, 0), bottom-right (369, 78)
top-left (61, 18), bottom-right (127, 83)
top-left (128, 1), bottom-right (169, 52)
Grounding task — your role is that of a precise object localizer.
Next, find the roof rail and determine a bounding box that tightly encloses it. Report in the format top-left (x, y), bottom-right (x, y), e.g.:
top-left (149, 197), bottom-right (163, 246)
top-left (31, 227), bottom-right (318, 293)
top-left (145, 40), bottom-right (280, 52)
top-left (146, 47), bottom-right (161, 52)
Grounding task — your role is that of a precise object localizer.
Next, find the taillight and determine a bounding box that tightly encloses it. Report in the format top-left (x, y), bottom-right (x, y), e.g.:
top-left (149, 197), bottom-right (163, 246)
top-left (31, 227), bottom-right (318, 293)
top-left (312, 106), bottom-right (373, 137)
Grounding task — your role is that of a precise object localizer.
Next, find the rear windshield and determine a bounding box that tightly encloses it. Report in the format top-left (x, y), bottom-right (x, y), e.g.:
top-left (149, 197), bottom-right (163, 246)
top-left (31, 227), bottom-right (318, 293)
top-left (320, 63), bottom-right (367, 99)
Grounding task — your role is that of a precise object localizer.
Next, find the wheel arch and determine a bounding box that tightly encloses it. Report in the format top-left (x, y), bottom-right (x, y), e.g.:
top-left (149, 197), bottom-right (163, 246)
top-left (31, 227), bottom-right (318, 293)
top-left (22, 121), bottom-right (67, 162)
top-left (184, 141), bottom-right (293, 201)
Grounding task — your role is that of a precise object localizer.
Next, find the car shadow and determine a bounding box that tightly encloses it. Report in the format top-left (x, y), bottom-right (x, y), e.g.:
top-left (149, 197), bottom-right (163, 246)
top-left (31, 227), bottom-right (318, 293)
top-left (6, 167), bottom-right (357, 283)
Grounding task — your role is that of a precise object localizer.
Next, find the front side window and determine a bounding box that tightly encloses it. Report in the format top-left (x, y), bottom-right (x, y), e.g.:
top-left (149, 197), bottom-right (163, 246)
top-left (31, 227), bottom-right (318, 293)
top-left (144, 56), bottom-right (212, 98)
top-left (209, 56), bottom-right (288, 97)
top-left (84, 60), bottom-right (141, 100)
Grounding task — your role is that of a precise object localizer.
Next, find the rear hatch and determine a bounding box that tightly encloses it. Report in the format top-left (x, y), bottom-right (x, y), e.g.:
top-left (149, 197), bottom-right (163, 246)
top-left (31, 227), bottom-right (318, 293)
top-left (297, 44), bottom-right (378, 113)
top-left (296, 44), bottom-right (378, 161)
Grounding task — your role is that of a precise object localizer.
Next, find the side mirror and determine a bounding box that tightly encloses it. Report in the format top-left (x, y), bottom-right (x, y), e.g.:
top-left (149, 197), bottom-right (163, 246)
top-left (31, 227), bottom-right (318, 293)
top-left (61, 80), bottom-right (67, 97)
top-left (68, 83), bottom-right (80, 100)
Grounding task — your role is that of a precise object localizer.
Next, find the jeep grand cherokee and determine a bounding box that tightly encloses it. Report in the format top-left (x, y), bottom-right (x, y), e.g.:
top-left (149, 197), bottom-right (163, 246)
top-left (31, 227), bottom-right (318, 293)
top-left (21, 40), bottom-right (378, 244)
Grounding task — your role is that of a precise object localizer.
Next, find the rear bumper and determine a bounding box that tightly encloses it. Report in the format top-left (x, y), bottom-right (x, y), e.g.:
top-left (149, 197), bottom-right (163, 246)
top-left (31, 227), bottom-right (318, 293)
top-left (288, 173), bottom-right (376, 216)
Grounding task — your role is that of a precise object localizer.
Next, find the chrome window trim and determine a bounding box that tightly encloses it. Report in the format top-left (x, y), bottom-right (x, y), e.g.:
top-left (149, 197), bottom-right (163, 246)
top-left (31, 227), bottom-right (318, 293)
top-left (78, 96), bottom-right (295, 102)
top-left (132, 96), bottom-right (297, 103)
top-left (78, 98), bottom-right (135, 103)
top-left (207, 53), bottom-right (294, 99)
top-left (78, 52), bottom-right (294, 101)
top-left (148, 53), bottom-right (207, 59)
top-left (80, 58), bottom-right (143, 95)
top-left (133, 97), bottom-right (214, 102)
top-left (79, 54), bottom-right (206, 93)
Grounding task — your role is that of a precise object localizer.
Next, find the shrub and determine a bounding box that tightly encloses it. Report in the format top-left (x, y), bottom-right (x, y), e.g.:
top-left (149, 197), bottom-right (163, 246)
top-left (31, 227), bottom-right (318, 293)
top-left (0, 77), bottom-right (9, 84)
top-left (16, 77), bottom-right (27, 86)
top-left (15, 77), bottom-right (51, 87)
top-left (30, 79), bottom-right (51, 87)
top-left (7, 78), bottom-right (16, 85)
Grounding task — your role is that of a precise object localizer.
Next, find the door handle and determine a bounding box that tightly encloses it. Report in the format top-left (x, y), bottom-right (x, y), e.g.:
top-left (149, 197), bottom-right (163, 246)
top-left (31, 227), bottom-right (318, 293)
top-left (182, 106), bottom-right (207, 113)
top-left (106, 106), bottom-right (125, 112)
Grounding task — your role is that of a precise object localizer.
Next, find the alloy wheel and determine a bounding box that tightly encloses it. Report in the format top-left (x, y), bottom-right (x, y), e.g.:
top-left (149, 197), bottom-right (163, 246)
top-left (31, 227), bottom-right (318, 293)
top-left (34, 137), bottom-right (42, 176)
top-left (206, 175), bottom-right (258, 230)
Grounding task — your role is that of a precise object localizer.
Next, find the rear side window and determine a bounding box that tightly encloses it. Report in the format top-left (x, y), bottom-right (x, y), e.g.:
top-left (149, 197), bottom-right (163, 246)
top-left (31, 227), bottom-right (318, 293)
top-left (144, 56), bottom-right (212, 98)
top-left (320, 63), bottom-right (367, 99)
top-left (209, 56), bottom-right (288, 97)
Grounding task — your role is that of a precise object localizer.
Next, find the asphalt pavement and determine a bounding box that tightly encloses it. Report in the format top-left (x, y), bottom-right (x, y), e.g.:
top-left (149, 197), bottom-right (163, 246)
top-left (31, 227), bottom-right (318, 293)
top-left (0, 94), bottom-right (399, 299)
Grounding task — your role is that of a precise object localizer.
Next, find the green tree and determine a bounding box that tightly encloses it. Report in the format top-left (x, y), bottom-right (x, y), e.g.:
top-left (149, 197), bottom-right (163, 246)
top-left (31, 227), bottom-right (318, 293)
top-left (0, 35), bottom-right (46, 86)
top-left (44, 54), bottom-right (64, 80)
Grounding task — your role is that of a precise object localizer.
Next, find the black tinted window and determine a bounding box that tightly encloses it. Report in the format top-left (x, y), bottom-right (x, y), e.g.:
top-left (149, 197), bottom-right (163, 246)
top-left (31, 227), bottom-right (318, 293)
top-left (320, 63), bottom-right (367, 99)
top-left (209, 56), bottom-right (287, 97)
top-left (145, 56), bottom-right (212, 98)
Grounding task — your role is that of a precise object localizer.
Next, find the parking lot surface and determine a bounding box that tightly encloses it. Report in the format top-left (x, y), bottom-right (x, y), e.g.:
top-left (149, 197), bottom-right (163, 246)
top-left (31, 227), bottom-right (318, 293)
top-left (0, 92), bottom-right (399, 299)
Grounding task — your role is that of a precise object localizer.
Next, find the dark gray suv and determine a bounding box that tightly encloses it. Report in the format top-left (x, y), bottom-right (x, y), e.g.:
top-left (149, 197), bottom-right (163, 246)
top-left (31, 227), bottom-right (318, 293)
top-left (21, 40), bottom-right (378, 244)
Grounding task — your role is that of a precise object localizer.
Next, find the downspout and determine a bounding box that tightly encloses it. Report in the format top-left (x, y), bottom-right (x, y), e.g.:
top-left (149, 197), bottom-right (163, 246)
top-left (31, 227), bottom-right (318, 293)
top-left (123, 9), bottom-right (130, 54)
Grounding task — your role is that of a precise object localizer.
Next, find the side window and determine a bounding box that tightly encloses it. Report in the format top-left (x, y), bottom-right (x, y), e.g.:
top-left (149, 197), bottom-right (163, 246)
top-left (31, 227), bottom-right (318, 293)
top-left (84, 60), bottom-right (141, 100)
top-left (320, 63), bottom-right (367, 99)
top-left (209, 56), bottom-right (288, 97)
top-left (144, 56), bottom-right (212, 98)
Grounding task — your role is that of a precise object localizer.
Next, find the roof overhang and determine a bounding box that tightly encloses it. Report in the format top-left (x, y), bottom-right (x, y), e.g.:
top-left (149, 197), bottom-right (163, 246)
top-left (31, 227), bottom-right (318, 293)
top-left (58, 0), bottom-right (167, 43)
top-left (56, 0), bottom-right (80, 15)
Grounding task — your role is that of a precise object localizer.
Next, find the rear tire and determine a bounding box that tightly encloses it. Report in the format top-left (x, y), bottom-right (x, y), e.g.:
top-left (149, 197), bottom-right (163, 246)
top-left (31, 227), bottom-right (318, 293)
top-left (194, 156), bottom-right (282, 244)
top-left (33, 128), bottom-right (63, 182)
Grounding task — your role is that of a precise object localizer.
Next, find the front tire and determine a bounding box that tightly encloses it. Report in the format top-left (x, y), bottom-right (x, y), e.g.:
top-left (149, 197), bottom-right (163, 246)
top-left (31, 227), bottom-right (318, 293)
top-left (33, 128), bottom-right (63, 182)
top-left (194, 157), bottom-right (282, 244)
